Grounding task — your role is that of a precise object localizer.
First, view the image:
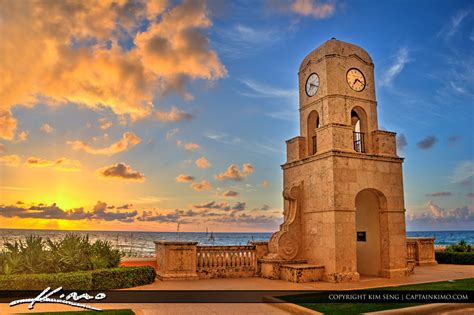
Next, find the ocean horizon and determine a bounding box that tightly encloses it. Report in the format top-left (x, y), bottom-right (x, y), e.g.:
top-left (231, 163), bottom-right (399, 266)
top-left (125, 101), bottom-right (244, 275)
top-left (1, 228), bottom-right (472, 257)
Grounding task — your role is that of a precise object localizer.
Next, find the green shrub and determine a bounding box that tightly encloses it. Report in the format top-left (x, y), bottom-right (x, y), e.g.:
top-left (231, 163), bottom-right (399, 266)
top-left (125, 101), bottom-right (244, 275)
top-left (0, 266), bottom-right (155, 290)
top-left (1, 234), bottom-right (122, 275)
top-left (90, 240), bottom-right (122, 270)
top-left (91, 266), bottom-right (156, 290)
top-left (446, 240), bottom-right (473, 253)
top-left (435, 251), bottom-right (474, 265)
top-left (0, 270), bottom-right (93, 290)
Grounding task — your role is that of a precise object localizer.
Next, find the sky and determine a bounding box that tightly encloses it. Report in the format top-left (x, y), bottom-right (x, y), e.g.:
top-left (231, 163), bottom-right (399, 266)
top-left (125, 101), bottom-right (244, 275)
top-left (0, 0), bottom-right (473, 232)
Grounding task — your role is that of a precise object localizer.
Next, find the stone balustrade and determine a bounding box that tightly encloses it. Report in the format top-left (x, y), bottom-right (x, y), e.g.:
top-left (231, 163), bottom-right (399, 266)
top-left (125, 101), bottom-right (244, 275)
top-left (406, 237), bottom-right (437, 266)
top-left (153, 241), bottom-right (269, 280)
top-left (197, 245), bottom-right (256, 279)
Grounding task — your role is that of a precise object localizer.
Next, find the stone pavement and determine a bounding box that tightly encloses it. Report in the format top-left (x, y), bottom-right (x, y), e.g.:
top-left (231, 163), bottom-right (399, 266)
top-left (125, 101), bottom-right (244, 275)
top-left (131, 264), bottom-right (473, 291)
top-left (1, 264), bottom-right (472, 314)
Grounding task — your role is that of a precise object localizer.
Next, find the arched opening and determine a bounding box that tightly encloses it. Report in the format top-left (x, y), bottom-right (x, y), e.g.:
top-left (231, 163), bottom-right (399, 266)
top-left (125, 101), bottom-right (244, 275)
top-left (355, 189), bottom-right (386, 276)
top-left (351, 107), bottom-right (368, 153)
top-left (307, 110), bottom-right (320, 155)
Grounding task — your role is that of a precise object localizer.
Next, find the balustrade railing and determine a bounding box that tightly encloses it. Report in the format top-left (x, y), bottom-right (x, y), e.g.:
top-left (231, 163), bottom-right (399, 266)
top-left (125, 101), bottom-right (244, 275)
top-left (196, 245), bottom-right (256, 278)
top-left (353, 131), bottom-right (365, 153)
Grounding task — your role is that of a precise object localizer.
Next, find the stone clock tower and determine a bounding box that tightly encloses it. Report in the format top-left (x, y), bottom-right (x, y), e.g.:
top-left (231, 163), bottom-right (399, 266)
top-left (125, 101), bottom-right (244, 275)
top-left (262, 38), bottom-right (408, 282)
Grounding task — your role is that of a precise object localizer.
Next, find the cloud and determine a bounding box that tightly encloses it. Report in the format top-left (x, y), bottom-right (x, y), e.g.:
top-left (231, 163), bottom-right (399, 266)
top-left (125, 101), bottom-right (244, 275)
top-left (26, 156), bottom-right (83, 172)
top-left (137, 208), bottom-right (210, 223)
top-left (193, 200), bottom-right (246, 211)
top-left (239, 78), bottom-right (297, 98)
top-left (0, 0), bottom-right (226, 137)
top-left (261, 180), bottom-right (270, 189)
top-left (437, 10), bottom-right (470, 39)
top-left (17, 130), bottom-right (28, 142)
top-left (210, 212), bottom-right (280, 226)
top-left (0, 186), bottom-right (31, 191)
top-left (154, 106), bottom-right (193, 122)
top-left (223, 190), bottom-right (239, 197)
top-left (416, 136), bottom-right (437, 150)
top-left (40, 123), bottom-right (55, 134)
top-left (194, 200), bottom-right (230, 211)
top-left (290, 0), bottom-right (335, 18)
top-left (214, 24), bottom-right (281, 59)
top-left (195, 156), bottom-right (211, 169)
top-left (137, 210), bottom-right (181, 223)
top-left (0, 201), bottom-right (137, 222)
top-left (97, 162), bottom-right (145, 182)
top-left (425, 192), bottom-right (452, 197)
top-left (68, 132), bottom-right (141, 155)
top-left (0, 143), bottom-right (5, 152)
top-left (175, 174), bottom-right (195, 182)
top-left (133, 196), bottom-right (169, 203)
top-left (26, 157), bottom-right (55, 167)
top-left (467, 193), bottom-right (474, 198)
top-left (449, 161), bottom-right (473, 186)
top-left (407, 201), bottom-right (474, 225)
top-left (134, 0), bottom-right (227, 84)
top-left (0, 110), bottom-right (17, 141)
top-left (232, 202), bottom-right (246, 211)
top-left (380, 47), bottom-right (411, 87)
top-left (397, 133), bottom-right (407, 151)
top-left (177, 140), bottom-right (201, 151)
top-left (92, 201), bottom-right (137, 222)
top-left (166, 128), bottom-right (179, 140)
top-left (215, 163), bottom-right (255, 181)
top-left (447, 135), bottom-right (460, 145)
top-left (52, 157), bottom-right (83, 172)
top-left (0, 154), bottom-right (21, 167)
top-left (98, 118), bottom-right (113, 130)
top-left (117, 204), bottom-right (133, 209)
top-left (204, 131), bottom-right (241, 146)
top-left (191, 179), bottom-right (212, 191)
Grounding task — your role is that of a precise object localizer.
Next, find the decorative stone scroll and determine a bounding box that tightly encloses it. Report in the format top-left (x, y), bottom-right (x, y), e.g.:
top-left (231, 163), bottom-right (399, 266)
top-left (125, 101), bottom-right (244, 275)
top-left (267, 181), bottom-right (303, 260)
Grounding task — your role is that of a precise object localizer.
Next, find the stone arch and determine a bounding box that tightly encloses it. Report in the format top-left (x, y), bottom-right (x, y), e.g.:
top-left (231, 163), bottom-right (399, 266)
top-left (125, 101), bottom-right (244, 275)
top-left (307, 110), bottom-right (320, 155)
top-left (351, 106), bottom-right (368, 153)
top-left (354, 188), bottom-right (387, 276)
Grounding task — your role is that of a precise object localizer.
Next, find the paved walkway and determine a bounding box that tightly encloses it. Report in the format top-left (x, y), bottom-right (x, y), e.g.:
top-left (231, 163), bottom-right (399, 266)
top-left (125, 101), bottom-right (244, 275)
top-left (131, 264), bottom-right (473, 291)
top-left (1, 264), bottom-right (472, 314)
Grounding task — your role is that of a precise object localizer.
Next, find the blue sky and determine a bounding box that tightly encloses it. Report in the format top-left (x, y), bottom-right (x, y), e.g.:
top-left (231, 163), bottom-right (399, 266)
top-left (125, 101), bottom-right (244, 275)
top-left (0, 0), bottom-right (472, 232)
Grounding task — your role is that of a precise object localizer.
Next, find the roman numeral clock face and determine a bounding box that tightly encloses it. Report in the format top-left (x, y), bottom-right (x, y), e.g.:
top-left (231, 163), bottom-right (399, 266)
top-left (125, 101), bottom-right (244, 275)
top-left (347, 68), bottom-right (366, 92)
top-left (305, 73), bottom-right (319, 97)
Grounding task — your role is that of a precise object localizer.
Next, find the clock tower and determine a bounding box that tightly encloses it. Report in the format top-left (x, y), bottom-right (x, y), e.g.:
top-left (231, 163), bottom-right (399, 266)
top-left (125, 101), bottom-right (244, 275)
top-left (263, 38), bottom-right (408, 282)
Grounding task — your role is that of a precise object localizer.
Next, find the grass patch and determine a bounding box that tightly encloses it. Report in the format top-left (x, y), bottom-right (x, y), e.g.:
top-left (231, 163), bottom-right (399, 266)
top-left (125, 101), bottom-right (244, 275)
top-left (280, 278), bottom-right (474, 315)
top-left (18, 310), bottom-right (134, 315)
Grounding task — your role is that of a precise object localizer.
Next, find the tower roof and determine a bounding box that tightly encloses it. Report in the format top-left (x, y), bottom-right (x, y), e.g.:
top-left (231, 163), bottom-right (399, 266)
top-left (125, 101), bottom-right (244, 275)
top-left (299, 38), bottom-right (373, 72)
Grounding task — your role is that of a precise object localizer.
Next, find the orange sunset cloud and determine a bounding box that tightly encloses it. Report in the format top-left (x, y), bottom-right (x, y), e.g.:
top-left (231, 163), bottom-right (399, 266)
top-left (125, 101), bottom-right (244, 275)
top-left (67, 132), bottom-right (141, 155)
top-left (0, 0), bottom-right (226, 140)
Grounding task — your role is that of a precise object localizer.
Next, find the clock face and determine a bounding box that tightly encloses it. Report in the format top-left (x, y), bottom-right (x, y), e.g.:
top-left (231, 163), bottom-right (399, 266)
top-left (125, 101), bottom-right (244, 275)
top-left (305, 73), bottom-right (319, 97)
top-left (347, 68), bottom-right (366, 92)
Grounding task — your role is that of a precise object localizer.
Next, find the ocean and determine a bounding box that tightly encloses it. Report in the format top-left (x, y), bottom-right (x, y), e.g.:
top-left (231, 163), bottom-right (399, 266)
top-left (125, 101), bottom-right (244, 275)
top-left (0, 229), bottom-right (472, 257)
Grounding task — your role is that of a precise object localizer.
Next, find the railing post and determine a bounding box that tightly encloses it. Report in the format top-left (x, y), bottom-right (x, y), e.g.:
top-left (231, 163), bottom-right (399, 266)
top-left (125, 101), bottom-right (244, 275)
top-left (312, 135), bottom-right (317, 154)
top-left (155, 241), bottom-right (199, 280)
top-left (406, 237), bottom-right (437, 266)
